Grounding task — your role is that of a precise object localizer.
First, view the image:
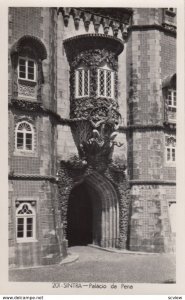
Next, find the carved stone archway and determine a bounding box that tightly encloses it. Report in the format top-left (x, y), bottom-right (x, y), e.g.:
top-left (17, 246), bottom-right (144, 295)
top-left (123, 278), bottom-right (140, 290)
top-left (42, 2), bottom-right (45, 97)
top-left (83, 172), bottom-right (120, 248)
top-left (63, 171), bottom-right (120, 248)
top-left (58, 161), bottom-right (130, 250)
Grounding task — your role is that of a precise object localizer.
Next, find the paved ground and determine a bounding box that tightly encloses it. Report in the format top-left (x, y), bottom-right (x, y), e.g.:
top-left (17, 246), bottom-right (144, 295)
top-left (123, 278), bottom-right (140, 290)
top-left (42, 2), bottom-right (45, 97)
top-left (9, 246), bottom-right (176, 283)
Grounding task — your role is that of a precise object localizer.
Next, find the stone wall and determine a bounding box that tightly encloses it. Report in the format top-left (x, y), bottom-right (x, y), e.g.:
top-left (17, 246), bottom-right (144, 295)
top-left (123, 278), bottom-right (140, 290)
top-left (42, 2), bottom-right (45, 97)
top-left (129, 184), bottom-right (176, 252)
top-left (8, 8), bottom-right (61, 268)
top-left (126, 8), bottom-right (176, 252)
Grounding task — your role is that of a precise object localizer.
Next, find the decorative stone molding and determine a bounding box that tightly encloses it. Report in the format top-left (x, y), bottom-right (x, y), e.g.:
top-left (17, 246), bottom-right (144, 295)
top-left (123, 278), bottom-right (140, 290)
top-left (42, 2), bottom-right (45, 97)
top-left (18, 80), bottom-right (37, 99)
top-left (129, 180), bottom-right (176, 186)
top-left (129, 24), bottom-right (176, 36)
top-left (82, 11), bottom-right (92, 31)
top-left (109, 158), bottom-right (127, 173)
top-left (58, 161), bottom-right (131, 249)
top-left (119, 124), bottom-right (176, 132)
top-left (61, 155), bottom-right (87, 170)
top-left (8, 173), bottom-right (57, 183)
top-left (10, 35), bottom-right (47, 60)
top-left (59, 7), bottom-right (72, 27)
top-left (58, 7), bottom-right (133, 40)
top-left (72, 8), bottom-right (81, 30)
top-left (64, 34), bottom-right (124, 61)
top-left (70, 97), bottom-right (119, 119)
top-left (162, 8), bottom-right (176, 33)
top-left (112, 21), bottom-right (120, 37)
top-left (165, 135), bottom-right (176, 147)
top-left (10, 99), bottom-right (43, 112)
top-left (102, 18), bottom-right (111, 35)
top-left (9, 99), bottom-right (177, 133)
top-left (15, 200), bottom-right (36, 208)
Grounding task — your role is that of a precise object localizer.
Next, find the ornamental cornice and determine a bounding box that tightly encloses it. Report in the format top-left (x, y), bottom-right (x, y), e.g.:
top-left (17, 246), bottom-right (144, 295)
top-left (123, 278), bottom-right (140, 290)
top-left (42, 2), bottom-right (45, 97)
top-left (8, 173), bottom-right (57, 183)
top-left (9, 100), bottom-right (176, 132)
top-left (119, 124), bottom-right (176, 133)
top-left (63, 34), bottom-right (124, 62)
top-left (58, 8), bottom-right (132, 39)
top-left (129, 180), bottom-right (176, 186)
top-left (129, 24), bottom-right (176, 36)
top-left (9, 98), bottom-right (89, 124)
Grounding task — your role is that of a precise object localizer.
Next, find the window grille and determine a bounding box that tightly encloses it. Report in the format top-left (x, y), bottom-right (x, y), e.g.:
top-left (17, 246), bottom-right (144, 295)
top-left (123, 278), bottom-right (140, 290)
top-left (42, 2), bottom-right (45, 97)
top-left (98, 65), bottom-right (114, 98)
top-left (75, 68), bottom-right (89, 97)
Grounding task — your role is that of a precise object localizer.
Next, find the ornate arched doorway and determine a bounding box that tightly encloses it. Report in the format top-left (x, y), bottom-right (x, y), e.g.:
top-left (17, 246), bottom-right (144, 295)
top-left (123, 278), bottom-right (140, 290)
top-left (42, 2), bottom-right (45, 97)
top-left (67, 172), bottom-right (120, 248)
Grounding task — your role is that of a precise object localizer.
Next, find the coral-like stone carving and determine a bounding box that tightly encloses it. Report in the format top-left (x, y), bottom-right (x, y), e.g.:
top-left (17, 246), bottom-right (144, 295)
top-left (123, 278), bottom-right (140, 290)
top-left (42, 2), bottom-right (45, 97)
top-left (18, 81), bottom-right (36, 98)
top-left (78, 105), bottom-right (122, 160)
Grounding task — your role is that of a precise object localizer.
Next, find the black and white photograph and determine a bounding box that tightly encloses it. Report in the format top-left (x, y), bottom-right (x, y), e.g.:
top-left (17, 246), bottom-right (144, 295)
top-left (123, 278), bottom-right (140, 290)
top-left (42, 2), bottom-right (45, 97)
top-left (1, 0), bottom-right (185, 297)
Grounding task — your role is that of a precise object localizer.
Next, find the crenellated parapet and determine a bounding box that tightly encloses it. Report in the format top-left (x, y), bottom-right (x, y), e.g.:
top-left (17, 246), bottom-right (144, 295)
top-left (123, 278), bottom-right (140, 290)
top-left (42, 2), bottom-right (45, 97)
top-left (58, 7), bottom-right (132, 40)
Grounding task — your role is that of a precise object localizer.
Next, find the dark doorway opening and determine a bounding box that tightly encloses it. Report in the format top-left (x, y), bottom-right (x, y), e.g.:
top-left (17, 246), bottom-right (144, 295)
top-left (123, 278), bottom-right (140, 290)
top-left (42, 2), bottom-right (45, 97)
top-left (67, 182), bottom-right (93, 247)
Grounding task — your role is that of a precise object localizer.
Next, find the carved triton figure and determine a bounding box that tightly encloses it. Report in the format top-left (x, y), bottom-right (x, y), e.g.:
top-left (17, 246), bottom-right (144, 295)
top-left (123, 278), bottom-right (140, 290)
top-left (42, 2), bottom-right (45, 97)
top-left (87, 104), bottom-right (123, 149)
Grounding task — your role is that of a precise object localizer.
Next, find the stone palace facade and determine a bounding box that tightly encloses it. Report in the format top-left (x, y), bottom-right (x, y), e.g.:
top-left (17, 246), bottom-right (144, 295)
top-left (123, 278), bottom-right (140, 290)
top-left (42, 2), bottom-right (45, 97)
top-left (8, 7), bottom-right (176, 268)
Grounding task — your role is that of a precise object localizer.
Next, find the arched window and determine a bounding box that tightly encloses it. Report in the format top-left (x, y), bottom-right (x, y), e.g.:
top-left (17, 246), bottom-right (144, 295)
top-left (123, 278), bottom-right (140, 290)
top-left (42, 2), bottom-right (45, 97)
top-left (75, 67), bottom-right (90, 98)
top-left (98, 64), bottom-right (115, 98)
top-left (17, 48), bottom-right (38, 99)
top-left (16, 202), bottom-right (36, 241)
top-left (15, 121), bottom-right (34, 152)
top-left (165, 135), bottom-right (176, 163)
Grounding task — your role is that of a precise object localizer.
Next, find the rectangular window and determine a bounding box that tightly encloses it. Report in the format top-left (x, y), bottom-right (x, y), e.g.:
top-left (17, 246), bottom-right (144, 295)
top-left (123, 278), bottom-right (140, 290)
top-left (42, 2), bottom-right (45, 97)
top-left (18, 57), bottom-right (36, 81)
top-left (98, 68), bottom-right (114, 98)
top-left (16, 217), bottom-right (35, 240)
top-left (76, 69), bottom-right (89, 98)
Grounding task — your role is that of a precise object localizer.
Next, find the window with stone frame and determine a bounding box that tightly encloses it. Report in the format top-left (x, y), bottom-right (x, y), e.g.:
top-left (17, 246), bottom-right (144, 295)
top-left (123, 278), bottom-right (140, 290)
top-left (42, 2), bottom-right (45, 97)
top-left (75, 67), bottom-right (90, 98)
top-left (165, 135), bottom-right (176, 163)
top-left (98, 64), bottom-right (115, 98)
top-left (15, 121), bottom-right (34, 152)
top-left (17, 49), bottom-right (38, 99)
top-left (16, 202), bottom-right (36, 242)
top-left (11, 35), bottom-right (47, 101)
top-left (167, 88), bottom-right (176, 111)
